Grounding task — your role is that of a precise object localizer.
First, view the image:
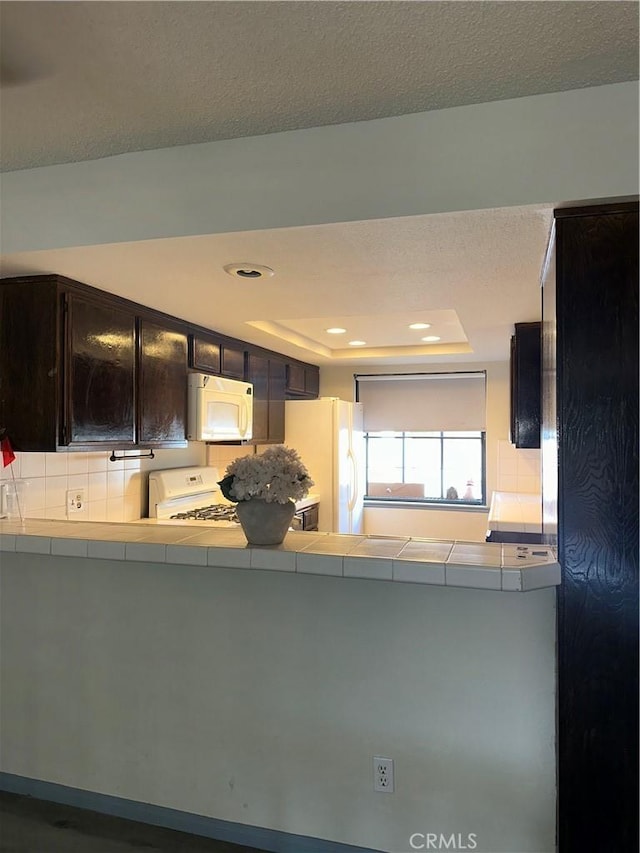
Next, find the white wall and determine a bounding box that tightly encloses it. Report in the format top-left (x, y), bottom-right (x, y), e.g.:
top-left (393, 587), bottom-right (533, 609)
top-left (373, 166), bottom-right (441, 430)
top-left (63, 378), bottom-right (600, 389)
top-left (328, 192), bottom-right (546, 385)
top-left (2, 82), bottom-right (637, 254)
top-left (321, 362), bottom-right (540, 541)
top-left (0, 552), bottom-right (557, 853)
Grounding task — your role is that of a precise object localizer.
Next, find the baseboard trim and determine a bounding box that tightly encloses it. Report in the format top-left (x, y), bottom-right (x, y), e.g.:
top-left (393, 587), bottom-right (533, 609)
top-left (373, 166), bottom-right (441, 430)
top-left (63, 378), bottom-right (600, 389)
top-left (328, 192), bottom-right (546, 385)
top-left (0, 772), bottom-right (381, 853)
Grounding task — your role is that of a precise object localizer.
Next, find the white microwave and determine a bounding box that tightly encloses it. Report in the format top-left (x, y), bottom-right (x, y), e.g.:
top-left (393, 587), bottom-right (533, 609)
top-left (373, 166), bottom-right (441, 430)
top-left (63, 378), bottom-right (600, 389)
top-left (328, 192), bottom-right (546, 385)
top-left (187, 374), bottom-right (253, 442)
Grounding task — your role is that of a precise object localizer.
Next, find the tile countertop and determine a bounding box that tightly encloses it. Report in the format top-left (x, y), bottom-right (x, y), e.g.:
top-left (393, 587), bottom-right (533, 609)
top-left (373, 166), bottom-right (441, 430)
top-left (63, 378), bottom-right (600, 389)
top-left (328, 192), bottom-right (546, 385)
top-left (294, 493), bottom-right (320, 511)
top-left (488, 491), bottom-right (543, 534)
top-left (0, 518), bottom-right (560, 593)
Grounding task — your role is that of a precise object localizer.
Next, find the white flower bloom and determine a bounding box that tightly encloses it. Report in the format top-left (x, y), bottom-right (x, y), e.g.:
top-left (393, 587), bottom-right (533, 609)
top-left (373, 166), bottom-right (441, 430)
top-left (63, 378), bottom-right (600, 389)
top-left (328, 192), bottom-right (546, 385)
top-left (223, 446), bottom-right (314, 504)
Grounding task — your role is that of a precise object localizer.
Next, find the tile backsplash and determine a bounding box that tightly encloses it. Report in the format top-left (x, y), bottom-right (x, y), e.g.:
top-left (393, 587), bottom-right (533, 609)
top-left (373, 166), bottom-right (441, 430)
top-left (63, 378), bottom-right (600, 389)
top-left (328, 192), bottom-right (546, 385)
top-left (206, 444), bottom-right (256, 472)
top-left (496, 440), bottom-right (541, 494)
top-left (1, 451), bottom-right (143, 522)
top-left (0, 443), bottom-right (249, 523)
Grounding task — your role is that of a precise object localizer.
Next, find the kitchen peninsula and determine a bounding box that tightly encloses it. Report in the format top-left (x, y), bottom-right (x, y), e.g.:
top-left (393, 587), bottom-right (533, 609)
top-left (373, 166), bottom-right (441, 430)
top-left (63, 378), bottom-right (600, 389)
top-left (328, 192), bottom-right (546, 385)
top-left (0, 515), bottom-right (558, 853)
top-left (0, 517), bottom-right (559, 591)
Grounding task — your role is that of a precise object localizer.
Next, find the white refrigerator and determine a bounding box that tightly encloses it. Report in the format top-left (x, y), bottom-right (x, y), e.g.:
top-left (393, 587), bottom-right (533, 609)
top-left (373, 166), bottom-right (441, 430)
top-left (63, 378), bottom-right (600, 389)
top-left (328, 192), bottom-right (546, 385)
top-left (285, 398), bottom-right (365, 534)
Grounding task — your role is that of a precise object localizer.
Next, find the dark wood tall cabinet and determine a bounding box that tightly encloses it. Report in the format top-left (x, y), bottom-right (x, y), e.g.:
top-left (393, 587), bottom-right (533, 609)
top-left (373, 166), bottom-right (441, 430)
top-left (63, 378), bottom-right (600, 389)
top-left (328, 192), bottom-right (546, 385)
top-left (547, 202), bottom-right (639, 851)
top-left (509, 321), bottom-right (541, 448)
top-left (246, 352), bottom-right (286, 444)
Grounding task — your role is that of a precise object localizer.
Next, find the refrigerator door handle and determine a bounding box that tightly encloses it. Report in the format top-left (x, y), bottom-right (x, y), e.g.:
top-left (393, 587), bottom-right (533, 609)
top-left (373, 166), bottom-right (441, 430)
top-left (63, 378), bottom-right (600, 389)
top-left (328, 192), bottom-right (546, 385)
top-left (347, 448), bottom-right (358, 512)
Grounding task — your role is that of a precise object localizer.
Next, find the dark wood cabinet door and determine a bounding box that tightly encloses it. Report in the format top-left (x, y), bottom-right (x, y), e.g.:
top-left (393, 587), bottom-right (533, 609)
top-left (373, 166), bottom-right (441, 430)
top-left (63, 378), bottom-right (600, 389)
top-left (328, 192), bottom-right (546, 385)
top-left (286, 363), bottom-right (306, 394)
top-left (66, 293), bottom-right (136, 446)
top-left (510, 322), bottom-right (541, 448)
top-left (139, 321), bottom-right (188, 446)
top-left (220, 345), bottom-right (246, 379)
top-left (285, 362), bottom-right (320, 399)
top-left (268, 359), bottom-right (286, 443)
top-left (246, 353), bottom-right (269, 443)
top-left (305, 366), bottom-right (320, 398)
top-left (190, 335), bottom-right (221, 374)
top-left (0, 278), bottom-right (59, 451)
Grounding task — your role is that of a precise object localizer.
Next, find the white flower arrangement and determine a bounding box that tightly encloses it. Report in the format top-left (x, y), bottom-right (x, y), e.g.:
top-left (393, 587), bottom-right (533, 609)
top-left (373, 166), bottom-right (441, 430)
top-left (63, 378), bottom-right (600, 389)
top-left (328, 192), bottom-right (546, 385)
top-left (218, 446), bottom-right (314, 505)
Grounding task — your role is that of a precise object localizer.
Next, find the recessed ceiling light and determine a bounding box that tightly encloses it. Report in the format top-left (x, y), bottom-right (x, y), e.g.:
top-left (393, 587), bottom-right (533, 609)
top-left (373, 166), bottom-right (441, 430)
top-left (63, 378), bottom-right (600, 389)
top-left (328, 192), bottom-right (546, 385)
top-left (421, 335), bottom-right (441, 342)
top-left (223, 263), bottom-right (274, 279)
top-left (326, 327), bottom-right (347, 334)
top-left (348, 340), bottom-right (367, 347)
top-left (409, 323), bottom-right (431, 330)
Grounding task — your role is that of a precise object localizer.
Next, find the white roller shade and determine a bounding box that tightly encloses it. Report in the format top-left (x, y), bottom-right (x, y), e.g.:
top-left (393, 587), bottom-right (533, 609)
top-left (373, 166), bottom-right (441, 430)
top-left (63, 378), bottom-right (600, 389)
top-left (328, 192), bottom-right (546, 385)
top-left (356, 372), bottom-right (486, 432)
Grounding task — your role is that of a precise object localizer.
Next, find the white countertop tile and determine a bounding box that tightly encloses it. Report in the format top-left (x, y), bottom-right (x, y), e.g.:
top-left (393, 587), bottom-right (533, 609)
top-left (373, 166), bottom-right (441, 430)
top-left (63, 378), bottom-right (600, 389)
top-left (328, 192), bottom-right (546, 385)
top-left (343, 556), bottom-right (393, 581)
top-left (393, 560), bottom-right (446, 586)
top-left (297, 553), bottom-right (343, 577)
top-left (250, 547), bottom-right (297, 572)
top-left (207, 546), bottom-right (251, 570)
top-left (446, 563), bottom-right (502, 590)
top-left (294, 493), bottom-right (320, 511)
top-left (0, 518), bottom-right (560, 593)
top-left (299, 534), bottom-right (367, 556)
top-left (165, 543), bottom-right (209, 566)
top-left (87, 540), bottom-right (127, 560)
top-left (397, 540), bottom-right (453, 563)
top-left (449, 542), bottom-right (502, 567)
top-left (15, 534), bottom-right (51, 554)
top-left (51, 537), bottom-right (89, 558)
top-left (125, 542), bottom-right (167, 563)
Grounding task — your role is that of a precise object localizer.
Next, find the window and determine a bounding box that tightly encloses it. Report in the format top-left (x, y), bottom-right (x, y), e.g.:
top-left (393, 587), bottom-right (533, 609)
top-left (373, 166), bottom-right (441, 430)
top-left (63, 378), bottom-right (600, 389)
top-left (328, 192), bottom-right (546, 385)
top-left (356, 372), bottom-right (486, 506)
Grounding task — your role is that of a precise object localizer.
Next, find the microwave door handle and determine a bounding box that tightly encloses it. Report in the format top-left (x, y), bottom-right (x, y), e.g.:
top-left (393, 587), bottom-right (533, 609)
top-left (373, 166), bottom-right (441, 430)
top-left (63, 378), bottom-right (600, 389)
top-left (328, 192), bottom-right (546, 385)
top-left (240, 399), bottom-right (248, 437)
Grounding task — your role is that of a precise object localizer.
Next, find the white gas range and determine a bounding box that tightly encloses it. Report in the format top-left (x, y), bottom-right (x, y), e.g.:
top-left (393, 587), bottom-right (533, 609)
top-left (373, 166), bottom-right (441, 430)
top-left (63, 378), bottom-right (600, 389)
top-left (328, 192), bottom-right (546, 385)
top-left (147, 466), bottom-right (240, 527)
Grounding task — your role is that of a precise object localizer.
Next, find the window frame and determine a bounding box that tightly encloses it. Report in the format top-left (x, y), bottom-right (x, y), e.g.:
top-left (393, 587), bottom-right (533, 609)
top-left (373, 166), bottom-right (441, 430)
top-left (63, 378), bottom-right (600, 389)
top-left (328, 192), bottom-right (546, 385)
top-left (363, 429), bottom-right (487, 507)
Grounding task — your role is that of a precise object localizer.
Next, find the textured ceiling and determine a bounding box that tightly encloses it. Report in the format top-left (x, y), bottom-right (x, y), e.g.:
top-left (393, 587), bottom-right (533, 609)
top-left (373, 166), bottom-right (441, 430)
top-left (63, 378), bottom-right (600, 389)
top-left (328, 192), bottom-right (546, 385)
top-left (1, 1), bottom-right (638, 171)
top-left (0, 205), bottom-right (554, 364)
top-left (0, 3), bottom-right (633, 365)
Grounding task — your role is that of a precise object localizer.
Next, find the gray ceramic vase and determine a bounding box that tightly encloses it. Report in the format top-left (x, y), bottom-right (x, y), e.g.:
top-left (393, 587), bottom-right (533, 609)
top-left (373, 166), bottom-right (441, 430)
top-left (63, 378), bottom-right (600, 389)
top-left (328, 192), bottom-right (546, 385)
top-left (235, 498), bottom-right (296, 546)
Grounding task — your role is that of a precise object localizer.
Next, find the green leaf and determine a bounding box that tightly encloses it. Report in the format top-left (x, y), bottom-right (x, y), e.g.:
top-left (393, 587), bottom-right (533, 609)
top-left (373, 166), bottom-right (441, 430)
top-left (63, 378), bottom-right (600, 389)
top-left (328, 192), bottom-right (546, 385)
top-left (217, 474), bottom-right (239, 502)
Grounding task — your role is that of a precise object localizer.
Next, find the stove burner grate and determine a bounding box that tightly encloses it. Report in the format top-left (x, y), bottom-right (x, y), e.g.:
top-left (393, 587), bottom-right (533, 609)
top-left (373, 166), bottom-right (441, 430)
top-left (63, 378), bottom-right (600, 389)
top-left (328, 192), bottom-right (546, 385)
top-left (170, 504), bottom-right (239, 522)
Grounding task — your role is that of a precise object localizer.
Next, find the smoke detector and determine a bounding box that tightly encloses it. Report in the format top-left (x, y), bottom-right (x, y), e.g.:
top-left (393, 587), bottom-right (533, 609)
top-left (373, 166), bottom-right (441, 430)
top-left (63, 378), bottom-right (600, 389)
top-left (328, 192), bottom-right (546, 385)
top-left (223, 263), bottom-right (274, 280)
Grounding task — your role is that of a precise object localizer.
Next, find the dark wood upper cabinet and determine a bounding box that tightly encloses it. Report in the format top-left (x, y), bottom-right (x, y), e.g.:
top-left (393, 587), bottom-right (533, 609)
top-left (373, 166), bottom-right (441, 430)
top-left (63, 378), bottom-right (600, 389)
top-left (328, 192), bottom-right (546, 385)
top-left (510, 321), bottom-right (541, 448)
top-left (0, 275), bottom-right (188, 450)
top-left (189, 333), bottom-right (245, 380)
top-left (285, 362), bottom-right (320, 399)
top-left (139, 320), bottom-right (188, 446)
top-left (0, 277), bottom-right (60, 451)
top-left (220, 344), bottom-right (246, 380)
top-left (66, 292), bottom-right (136, 446)
top-left (1, 273), bottom-right (315, 451)
top-left (246, 353), bottom-right (286, 444)
top-left (190, 335), bottom-right (221, 375)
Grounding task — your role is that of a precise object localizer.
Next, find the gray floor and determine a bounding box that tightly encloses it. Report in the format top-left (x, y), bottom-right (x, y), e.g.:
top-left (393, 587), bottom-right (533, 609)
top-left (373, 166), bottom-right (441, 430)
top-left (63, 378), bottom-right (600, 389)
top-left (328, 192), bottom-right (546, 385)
top-left (0, 792), bottom-right (268, 853)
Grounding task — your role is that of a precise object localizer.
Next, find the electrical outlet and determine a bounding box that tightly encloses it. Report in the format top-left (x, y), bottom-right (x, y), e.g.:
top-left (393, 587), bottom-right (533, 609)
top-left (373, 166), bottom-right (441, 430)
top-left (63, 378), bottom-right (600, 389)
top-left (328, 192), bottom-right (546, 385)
top-left (66, 489), bottom-right (86, 516)
top-left (373, 756), bottom-right (394, 792)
